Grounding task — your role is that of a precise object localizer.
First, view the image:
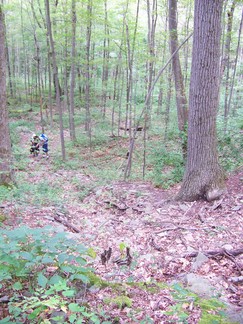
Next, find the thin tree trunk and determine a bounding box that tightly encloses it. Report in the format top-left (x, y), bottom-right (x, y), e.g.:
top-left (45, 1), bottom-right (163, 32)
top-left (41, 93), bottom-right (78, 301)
top-left (164, 64), bottom-right (172, 141)
top-left (45, 0), bottom-right (65, 160)
top-left (118, 69), bottom-right (125, 138)
top-left (5, 36), bottom-right (13, 97)
top-left (36, 0), bottom-right (53, 125)
top-left (124, 32), bottom-right (193, 181)
top-left (85, 0), bottom-right (92, 149)
top-left (0, 4), bottom-right (14, 184)
top-left (168, 0), bottom-right (188, 154)
top-left (123, 0), bottom-right (140, 178)
top-left (146, 0), bottom-right (157, 124)
top-left (222, 1), bottom-right (236, 133)
top-left (47, 37), bottom-right (53, 127)
top-left (20, 0), bottom-right (27, 101)
top-left (102, 0), bottom-right (109, 118)
top-left (157, 8), bottom-right (168, 115)
top-left (69, 0), bottom-right (77, 141)
top-left (111, 49), bottom-right (122, 136)
top-left (33, 31), bottom-right (44, 133)
top-left (183, 0), bottom-right (193, 88)
top-left (231, 8), bottom-right (243, 116)
top-left (63, 29), bottom-right (70, 113)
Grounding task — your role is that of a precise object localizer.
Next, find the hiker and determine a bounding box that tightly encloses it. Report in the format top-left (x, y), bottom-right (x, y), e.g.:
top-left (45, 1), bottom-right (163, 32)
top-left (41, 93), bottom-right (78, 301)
top-left (39, 133), bottom-right (49, 158)
top-left (30, 134), bottom-right (40, 157)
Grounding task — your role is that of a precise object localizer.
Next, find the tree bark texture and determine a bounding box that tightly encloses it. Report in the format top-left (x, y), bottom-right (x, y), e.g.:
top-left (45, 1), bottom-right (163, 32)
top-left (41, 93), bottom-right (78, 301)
top-left (0, 5), bottom-right (14, 185)
top-left (168, 0), bottom-right (188, 132)
top-left (176, 0), bottom-right (225, 202)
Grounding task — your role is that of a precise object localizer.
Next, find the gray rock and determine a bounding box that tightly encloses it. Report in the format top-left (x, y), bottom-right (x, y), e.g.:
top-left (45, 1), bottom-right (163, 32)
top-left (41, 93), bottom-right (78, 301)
top-left (185, 273), bottom-right (217, 297)
top-left (226, 307), bottom-right (243, 324)
top-left (191, 252), bottom-right (209, 271)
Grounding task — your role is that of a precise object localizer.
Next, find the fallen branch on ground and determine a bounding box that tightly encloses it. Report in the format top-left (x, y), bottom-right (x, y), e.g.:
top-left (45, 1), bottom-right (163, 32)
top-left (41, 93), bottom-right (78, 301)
top-left (184, 248), bottom-right (243, 274)
top-left (183, 247), bottom-right (243, 258)
top-left (229, 276), bottom-right (243, 284)
top-left (53, 214), bottom-right (80, 233)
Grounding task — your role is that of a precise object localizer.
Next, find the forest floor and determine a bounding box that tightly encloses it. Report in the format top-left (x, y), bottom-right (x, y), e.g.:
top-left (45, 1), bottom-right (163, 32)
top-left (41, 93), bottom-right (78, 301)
top-left (1, 118), bottom-right (243, 323)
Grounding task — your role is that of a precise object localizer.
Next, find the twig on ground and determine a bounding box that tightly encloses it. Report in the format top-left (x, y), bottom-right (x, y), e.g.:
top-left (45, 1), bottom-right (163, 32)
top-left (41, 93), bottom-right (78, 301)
top-left (183, 247), bottom-right (243, 258)
top-left (53, 214), bottom-right (80, 233)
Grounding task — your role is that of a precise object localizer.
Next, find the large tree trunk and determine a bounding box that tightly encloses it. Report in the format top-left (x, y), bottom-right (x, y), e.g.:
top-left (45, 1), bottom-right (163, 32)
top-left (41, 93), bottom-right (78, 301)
top-left (176, 0), bottom-right (225, 202)
top-left (0, 5), bottom-right (14, 185)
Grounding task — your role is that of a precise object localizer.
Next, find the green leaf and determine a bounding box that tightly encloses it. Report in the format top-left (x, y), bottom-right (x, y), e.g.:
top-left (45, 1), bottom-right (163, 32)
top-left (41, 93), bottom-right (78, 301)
top-left (6, 226), bottom-right (29, 240)
top-left (27, 306), bottom-right (45, 320)
top-left (70, 273), bottom-right (90, 283)
top-left (69, 303), bottom-right (84, 312)
top-left (87, 247), bottom-right (97, 259)
top-left (48, 274), bottom-right (63, 285)
top-left (69, 314), bottom-right (77, 323)
top-left (50, 316), bottom-right (63, 322)
top-left (62, 289), bottom-right (76, 297)
top-left (13, 281), bottom-right (23, 290)
top-left (20, 251), bottom-right (33, 261)
top-left (57, 253), bottom-right (71, 263)
top-left (76, 319), bottom-right (84, 324)
top-left (37, 272), bottom-right (48, 288)
top-left (60, 265), bottom-right (74, 273)
top-left (119, 242), bottom-right (127, 253)
top-left (75, 257), bottom-right (87, 266)
top-left (51, 281), bottom-right (68, 292)
top-left (0, 317), bottom-right (15, 324)
top-left (90, 315), bottom-right (100, 323)
top-left (42, 256), bottom-right (55, 264)
top-left (75, 245), bottom-right (87, 254)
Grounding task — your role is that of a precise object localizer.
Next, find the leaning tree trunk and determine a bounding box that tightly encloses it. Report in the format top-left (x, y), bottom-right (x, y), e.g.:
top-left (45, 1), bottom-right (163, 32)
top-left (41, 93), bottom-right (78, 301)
top-left (176, 0), bottom-right (225, 202)
top-left (0, 5), bottom-right (14, 185)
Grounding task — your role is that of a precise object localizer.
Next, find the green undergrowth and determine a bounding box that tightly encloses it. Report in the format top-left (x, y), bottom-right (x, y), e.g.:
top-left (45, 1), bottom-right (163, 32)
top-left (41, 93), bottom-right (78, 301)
top-left (0, 226), bottom-right (232, 323)
top-left (167, 283), bottom-right (233, 324)
top-left (0, 226), bottom-right (108, 323)
top-left (146, 143), bottom-right (184, 188)
top-left (9, 102), bottom-right (243, 194)
top-left (217, 112), bottom-right (243, 172)
top-left (0, 179), bottom-right (64, 206)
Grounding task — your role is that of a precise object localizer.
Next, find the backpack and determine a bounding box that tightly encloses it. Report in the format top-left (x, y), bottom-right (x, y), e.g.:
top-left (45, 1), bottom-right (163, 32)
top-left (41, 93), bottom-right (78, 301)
top-left (39, 134), bottom-right (48, 142)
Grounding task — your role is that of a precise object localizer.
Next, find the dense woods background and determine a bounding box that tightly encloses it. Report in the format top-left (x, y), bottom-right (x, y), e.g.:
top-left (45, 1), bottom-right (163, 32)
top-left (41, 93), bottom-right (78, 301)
top-left (2, 0), bottom-right (242, 186)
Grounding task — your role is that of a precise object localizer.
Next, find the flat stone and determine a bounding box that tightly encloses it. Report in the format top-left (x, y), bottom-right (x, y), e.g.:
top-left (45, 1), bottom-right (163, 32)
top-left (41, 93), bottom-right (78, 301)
top-left (226, 307), bottom-right (243, 324)
top-left (191, 252), bottom-right (209, 271)
top-left (185, 273), bottom-right (217, 297)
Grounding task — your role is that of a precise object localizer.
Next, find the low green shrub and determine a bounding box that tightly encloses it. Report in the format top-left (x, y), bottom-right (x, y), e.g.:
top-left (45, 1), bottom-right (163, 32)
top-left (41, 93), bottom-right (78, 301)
top-left (0, 226), bottom-right (108, 323)
top-left (147, 145), bottom-right (184, 188)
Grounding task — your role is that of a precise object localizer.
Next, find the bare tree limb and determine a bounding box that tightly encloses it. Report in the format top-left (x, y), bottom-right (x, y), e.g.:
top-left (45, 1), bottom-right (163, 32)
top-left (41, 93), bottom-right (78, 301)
top-left (124, 32), bottom-right (193, 180)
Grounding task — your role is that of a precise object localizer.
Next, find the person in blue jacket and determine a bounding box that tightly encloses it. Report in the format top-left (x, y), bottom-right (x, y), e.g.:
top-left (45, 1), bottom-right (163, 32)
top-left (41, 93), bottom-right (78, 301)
top-left (39, 134), bottom-right (49, 158)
